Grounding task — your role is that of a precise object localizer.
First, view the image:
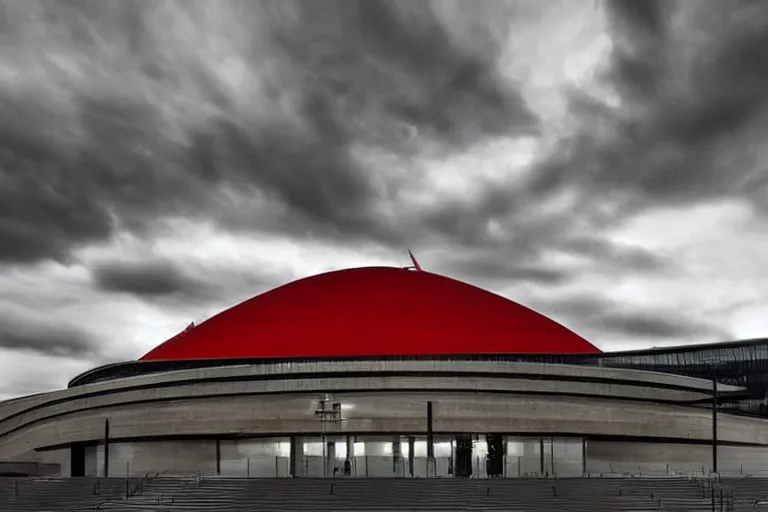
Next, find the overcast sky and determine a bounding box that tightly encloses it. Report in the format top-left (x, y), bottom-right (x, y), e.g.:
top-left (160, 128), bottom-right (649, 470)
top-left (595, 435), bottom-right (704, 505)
top-left (0, 0), bottom-right (767, 400)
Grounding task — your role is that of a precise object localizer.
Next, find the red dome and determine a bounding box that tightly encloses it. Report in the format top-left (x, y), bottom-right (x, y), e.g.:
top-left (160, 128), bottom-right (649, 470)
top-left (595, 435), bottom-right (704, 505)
top-left (140, 266), bottom-right (601, 361)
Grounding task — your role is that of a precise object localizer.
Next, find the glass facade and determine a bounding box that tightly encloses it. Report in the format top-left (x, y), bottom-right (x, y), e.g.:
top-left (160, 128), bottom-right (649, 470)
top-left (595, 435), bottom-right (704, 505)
top-left (85, 436), bottom-right (587, 479)
top-left (511, 339), bottom-right (768, 415)
top-left (84, 436), bottom-right (768, 478)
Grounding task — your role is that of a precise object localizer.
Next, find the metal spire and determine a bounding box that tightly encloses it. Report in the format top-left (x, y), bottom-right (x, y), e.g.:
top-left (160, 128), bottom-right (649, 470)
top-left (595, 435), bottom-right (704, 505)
top-left (407, 249), bottom-right (423, 271)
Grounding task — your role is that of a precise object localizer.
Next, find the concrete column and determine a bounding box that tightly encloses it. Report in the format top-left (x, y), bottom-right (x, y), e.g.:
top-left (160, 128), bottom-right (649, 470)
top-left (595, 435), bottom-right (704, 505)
top-left (290, 437), bottom-right (303, 478)
top-left (345, 436), bottom-right (355, 476)
top-left (327, 441), bottom-right (336, 477)
top-left (215, 439), bottom-right (221, 475)
top-left (426, 402), bottom-right (434, 459)
top-left (521, 438), bottom-right (539, 476)
top-left (503, 439), bottom-right (508, 478)
top-left (408, 436), bottom-right (415, 477)
top-left (103, 419), bottom-right (110, 478)
top-left (392, 437), bottom-right (402, 476)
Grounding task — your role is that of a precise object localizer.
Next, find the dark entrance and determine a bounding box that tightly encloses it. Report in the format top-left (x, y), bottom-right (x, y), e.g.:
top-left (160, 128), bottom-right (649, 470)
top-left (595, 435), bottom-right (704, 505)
top-left (454, 435), bottom-right (473, 477)
top-left (70, 443), bottom-right (86, 477)
top-left (486, 434), bottom-right (504, 477)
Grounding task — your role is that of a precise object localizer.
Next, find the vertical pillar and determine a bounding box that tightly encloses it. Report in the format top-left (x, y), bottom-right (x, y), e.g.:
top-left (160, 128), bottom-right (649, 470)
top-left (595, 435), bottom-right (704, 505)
top-left (327, 440), bottom-right (336, 477)
top-left (408, 436), bottom-right (415, 477)
top-left (215, 439), bottom-right (221, 475)
top-left (539, 438), bottom-right (545, 475)
top-left (550, 438), bottom-right (555, 476)
top-left (345, 436), bottom-right (354, 476)
top-left (426, 401), bottom-right (434, 459)
top-left (503, 438), bottom-right (508, 478)
top-left (712, 378), bottom-right (718, 474)
top-left (450, 438), bottom-right (456, 476)
top-left (346, 436), bottom-right (354, 460)
top-left (426, 401), bottom-right (434, 477)
top-left (392, 437), bottom-right (402, 476)
top-left (103, 419), bottom-right (110, 478)
top-left (581, 438), bottom-right (587, 475)
top-left (290, 437), bottom-right (303, 478)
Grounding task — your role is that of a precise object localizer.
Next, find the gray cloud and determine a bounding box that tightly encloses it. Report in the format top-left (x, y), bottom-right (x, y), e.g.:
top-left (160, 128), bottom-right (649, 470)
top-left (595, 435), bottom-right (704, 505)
top-left (91, 258), bottom-right (203, 297)
top-left (558, 236), bottom-right (671, 273)
top-left (528, 0), bottom-right (768, 208)
top-left (429, 234), bottom-right (670, 290)
top-left (601, 311), bottom-right (725, 340)
top-left (0, 311), bottom-right (98, 358)
top-left (532, 294), bottom-right (733, 343)
top-left (427, 0), bottom-right (768, 255)
top-left (0, 0), bottom-right (765, 399)
top-left (88, 255), bottom-right (294, 309)
top-left (432, 250), bottom-right (571, 286)
top-left (0, 0), bottom-right (537, 264)
top-left (1, 0), bottom-right (764, 268)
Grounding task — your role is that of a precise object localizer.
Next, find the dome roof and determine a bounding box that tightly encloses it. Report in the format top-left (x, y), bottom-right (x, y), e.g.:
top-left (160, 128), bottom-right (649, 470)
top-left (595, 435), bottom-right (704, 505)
top-left (140, 266), bottom-right (601, 361)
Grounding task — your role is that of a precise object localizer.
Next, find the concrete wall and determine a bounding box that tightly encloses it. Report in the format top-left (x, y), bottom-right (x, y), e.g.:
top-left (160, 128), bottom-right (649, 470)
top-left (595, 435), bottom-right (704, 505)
top-left (3, 391), bottom-right (768, 463)
top-left (0, 461), bottom-right (60, 476)
top-left (0, 360), bottom-right (761, 477)
top-left (219, 438), bottom-right (290, 477)
top-left (0, 375), bottom-right (720, 440)
top-left (88, 440), bottom-right (219, 477)
top-left (0, 360), bottom-right (739, 422)
top-left (586, 441), bottom-right (768, 475)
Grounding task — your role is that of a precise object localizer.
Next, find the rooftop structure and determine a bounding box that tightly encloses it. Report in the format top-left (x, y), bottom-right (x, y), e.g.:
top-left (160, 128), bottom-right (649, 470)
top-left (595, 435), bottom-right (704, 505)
top-left (2, 262), bottom-right (768, 483)
top-left (141, 266), bottom-right (601, 361)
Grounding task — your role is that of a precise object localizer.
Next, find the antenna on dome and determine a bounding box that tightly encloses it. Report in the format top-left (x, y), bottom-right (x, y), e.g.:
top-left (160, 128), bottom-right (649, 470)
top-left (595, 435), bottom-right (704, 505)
top-left (406, 249), bottom-right (423, 271)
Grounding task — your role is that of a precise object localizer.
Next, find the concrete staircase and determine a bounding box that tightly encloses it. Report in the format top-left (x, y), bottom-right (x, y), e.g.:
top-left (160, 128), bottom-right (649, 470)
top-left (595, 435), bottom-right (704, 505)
top-left (0, 475), bottom-right (738, 511)
top-left (93, 476), bottom-right (714, 511)
top-left (719, 477), bottom-right (768, 511)
top-left (0, 477), bottom-right (138, 511)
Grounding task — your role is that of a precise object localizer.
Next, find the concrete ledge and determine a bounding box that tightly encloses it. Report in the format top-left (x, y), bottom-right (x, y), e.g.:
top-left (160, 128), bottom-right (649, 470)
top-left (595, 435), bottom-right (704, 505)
top-left (0, 375), bottom-right (714, 438)
top-left (0, 362), bottom-right (756, 465)
top-left (0, 361), bottom-right (740, 421)
top-left (2, 391), bottom-right (768, 460)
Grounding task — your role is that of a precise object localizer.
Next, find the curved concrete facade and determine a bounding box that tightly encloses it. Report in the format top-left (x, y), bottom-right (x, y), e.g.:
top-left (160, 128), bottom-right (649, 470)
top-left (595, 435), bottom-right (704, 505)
top-left (0, 360), bottom-right (764, 478)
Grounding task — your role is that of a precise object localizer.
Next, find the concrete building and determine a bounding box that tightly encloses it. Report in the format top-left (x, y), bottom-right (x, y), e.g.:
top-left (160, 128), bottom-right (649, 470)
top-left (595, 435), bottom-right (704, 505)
top-left (2, 265), bottom-right (768, 478)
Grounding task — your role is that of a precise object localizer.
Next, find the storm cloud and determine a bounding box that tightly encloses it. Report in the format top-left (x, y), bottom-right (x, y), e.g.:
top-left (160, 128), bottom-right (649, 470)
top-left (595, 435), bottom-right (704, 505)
top-left (532, 294), bottom-right (734, 345)
top-left (528, 0), bottom-right (768, 209)
top-left (0, 0), bottom-right (766, 397)
top-left (91, 258), bottom-right (203, 297)
top-left (0, 0), bottom-right (537, 264)
top-left (88, 254), bottom-right (294, 308)
top-left (0, 310), bottom-right (98, 358)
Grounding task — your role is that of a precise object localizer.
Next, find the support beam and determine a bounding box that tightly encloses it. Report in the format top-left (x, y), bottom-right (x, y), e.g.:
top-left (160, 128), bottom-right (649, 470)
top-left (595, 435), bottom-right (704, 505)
top-left (426, 401), bottom-right (434, 459)
top-left (408, 436), bottom-right (415, 477)
top-left (712, 378), bottom-right (718, 474)
top-left (550, 438), bottom-right (555, 476)
top-left (392, 437), bottom-right (401, 476)
top-left (345, 436), bottom-right (354, 476)
top-left (290, 437), bottom-right (303, 478)
top-left (103, 419), bottom-right (110, 478)
top-left (215, 439), bottom-right (221, 475)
